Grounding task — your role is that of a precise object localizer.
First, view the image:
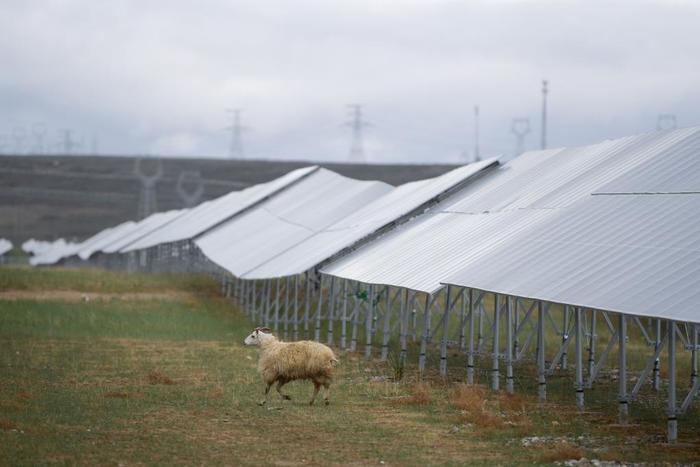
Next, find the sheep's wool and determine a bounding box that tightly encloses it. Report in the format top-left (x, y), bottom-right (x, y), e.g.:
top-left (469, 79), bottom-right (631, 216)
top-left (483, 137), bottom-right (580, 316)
top-left (259, 338), bottom-right (336, 385)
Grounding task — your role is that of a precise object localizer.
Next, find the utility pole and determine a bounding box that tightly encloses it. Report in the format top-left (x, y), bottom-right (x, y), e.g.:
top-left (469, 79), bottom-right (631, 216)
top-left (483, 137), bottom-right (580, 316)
top-left (657, 114), bottom-right (677, 131)
top-left (226, 109), bottom-right (245, 159)
top-left (473, 105), bottom-right (480, 162)
top-left (511, 118), bottom-right (531, 158)
top-left (346, 104), bottom-right (371, 162)
top-left (12, 126), bottom-right (27, 154)
top-left (541, 80), bottom-right (548, 150)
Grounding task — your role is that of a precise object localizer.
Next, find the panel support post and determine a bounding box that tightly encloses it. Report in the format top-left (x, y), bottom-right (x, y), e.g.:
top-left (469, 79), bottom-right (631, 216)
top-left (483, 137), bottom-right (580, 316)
top-left (350, 282), bottom-right (361, 352)
top-left (561, 306), bottom-right (569, 370)
top-left (439, 285), bottom-right (452, 377)
top-left (618, 313), bottom-right (628, 424)
top-left (587, 309), bottom-right (597, 382)
top-left (505, 296), bottom-right (514, 394)
top-left (293, 275), bottom-right (299, 341)
top-left (273, 278), bottom-right (281, 332)
top-left (364, 284), bottom-right (375, 360)
top-left (263, 279), bottom-right (271, 327)
top-left (537, 301), bottom-right (547, 402)
top-left (691, 324), bottom-right (698, 388)
top-left (380, 286), bottom-right (393, 361)
top-left (575, 307), bottom-right (585, 410)
top-left (467, 289), bottom-right (476, 384)
top-left (250, 281), bottom-right (257, 324)
top-left (491, 293), bottom-right (500, 391)
top-left (340, 279), bottom-right (348, 349)
top-left (653, 319), bottom-right (662, 390)
top-left (303, 274), bottom-right (311, 339)
top-left (326, 276), bottom-right (337, 346)
top-left (418, 293), bottom-right (431, 375)
top-left (668, 320), bottom-right (677, 444)
top-left (282, 277), bottom-right (290, 339)
top-left (399, 289), bottom-right (408, 366)
top-left (314, 276), bottom-right (325, 342)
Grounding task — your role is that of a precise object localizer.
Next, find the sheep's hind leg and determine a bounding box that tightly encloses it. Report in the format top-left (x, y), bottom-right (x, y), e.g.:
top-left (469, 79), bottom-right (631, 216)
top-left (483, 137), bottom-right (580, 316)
top-left (322, 383), bottom-right (330, 406)
top-left (276, 379), bottom-right (292, 401)
top-left (309, 382), bottom-right (321, 406)
top-left (259, 382), bottom-right (272, 406)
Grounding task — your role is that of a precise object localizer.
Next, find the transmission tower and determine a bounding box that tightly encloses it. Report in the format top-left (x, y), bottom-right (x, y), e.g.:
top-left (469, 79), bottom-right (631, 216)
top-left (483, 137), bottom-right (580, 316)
top-left (134, 157), bottom-right (163, 219)
top-left (511, 118), bottom-right (531, 157)
top-left (226, 109), bottom-right (245, 159)
top-left (12, 126), bottom-right (27, 154)
top-left (31, 123), bottom-right (47, 154)
top-left (346, 104), bottom-right (371, 162)
top-left (176, 170), bottom-right (205, 208)
top-left (657, 114), bottom-right (677, 131)
top-left (58, 129), bottom-right (80, 154)
top-left (541, 80), bottom-right (548, 149)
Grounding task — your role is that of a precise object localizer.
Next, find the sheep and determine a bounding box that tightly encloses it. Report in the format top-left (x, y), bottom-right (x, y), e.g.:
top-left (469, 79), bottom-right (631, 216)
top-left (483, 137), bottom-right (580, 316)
top-left (244, 327), bottom-right (339, 406)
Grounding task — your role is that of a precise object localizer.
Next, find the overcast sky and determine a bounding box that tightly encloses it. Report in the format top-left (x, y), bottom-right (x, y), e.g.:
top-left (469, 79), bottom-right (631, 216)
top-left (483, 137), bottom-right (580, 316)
top-left (1, 0), bottom-right (699, 163)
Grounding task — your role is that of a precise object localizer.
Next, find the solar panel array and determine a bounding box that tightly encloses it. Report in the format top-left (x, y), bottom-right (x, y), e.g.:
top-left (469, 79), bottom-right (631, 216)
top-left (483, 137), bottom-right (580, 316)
top-left (23, 126), bottom-right (700, 325)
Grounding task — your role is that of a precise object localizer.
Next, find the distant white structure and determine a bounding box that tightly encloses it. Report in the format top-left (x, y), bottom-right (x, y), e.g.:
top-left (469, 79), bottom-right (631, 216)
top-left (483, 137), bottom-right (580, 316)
top-left (0, 238), bottom-right (13, 264)
top-left (134, 157), bottom-right (163, 220)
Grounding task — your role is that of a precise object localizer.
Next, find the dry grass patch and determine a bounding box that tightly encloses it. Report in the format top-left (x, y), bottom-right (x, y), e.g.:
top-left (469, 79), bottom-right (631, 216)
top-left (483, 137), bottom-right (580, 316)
top-left (147, 370), bottom-right (176, 386)
top-left (394, 381), bottom-right (432, 405)
top-left (537, 440), bottom-right (584, 463)
top-left (451, 384), bottom-right (504, 428)
top-left (104, 391), bottom-right (130, 399)
top-left (0, 420), bottom-right (18, 431)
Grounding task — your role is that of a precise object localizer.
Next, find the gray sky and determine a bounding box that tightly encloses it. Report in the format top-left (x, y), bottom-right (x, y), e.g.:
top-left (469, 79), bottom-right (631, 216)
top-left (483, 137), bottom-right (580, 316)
top-left (1, 0), bottom-right (699, 163)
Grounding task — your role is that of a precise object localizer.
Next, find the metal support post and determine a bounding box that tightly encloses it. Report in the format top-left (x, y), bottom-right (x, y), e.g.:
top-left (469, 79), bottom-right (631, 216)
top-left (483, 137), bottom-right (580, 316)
top-left (399, 289), bottom-right (408, 366)
top-left (327, 276), bottom-right (337, 345)
top-left (668, 320), bottom-right (677, 444)
top-left (274, 278), bottom-right (281, 332)
top-left (653, 319), bottom-right (662, 390)
top-left (491, 293), bottom-right (500, 391)
top-left (314, 276), bottom-right (325, 341)
top-left (304, 275), bottom-right (311, 339)
top-left (467, 289), bottom-right (476, 384)
top-left (293, 275), bottom-right (299, 340)
top-left (350, 282), bottom-right (361, 352)
top-left (418, 293), bottom-right (431, 374)
top-left (339, 280), bottom-right (348, 349)
top-left (691, 324), bottom-right (698, 388)
top-left (575, 307), bottom-right (585, 410)
top-left (505, 296), bottom-right (514, 394)
top-left (588, 310), bottom-right (597, 378)
top-left (562, 306), bottom-right (569, 370)
top-left (263, 279), bottom-right (271, 327)
top-left (381, 286), bottom-right (393, 361)
top-left (283, 276), bottom-right (291, 340)
top-left (364, 284), bottom-right (375, 360)
top-left (618, 313), bottom-right (628, 423)
top-left (439, 285), bottom-right (452, 377)
top-left (537, 301), bottom-right (546, 402)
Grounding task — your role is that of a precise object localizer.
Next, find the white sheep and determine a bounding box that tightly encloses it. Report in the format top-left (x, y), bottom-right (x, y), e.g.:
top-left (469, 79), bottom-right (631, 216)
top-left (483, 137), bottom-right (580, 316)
top-left (244, 327), bottom-right (339, 406)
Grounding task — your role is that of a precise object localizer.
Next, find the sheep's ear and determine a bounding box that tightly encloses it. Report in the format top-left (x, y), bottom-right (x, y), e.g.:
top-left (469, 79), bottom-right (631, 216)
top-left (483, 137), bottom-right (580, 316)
top-left (259, 327), bottom-right (272, 334)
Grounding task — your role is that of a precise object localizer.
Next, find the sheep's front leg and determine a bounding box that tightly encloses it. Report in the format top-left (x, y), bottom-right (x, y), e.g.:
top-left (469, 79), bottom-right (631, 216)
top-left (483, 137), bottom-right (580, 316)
top-left (259, 382), bottom-right (272, 406)
top-left (309, 381), bottom-right (321, 406)
top-left (276, 379), bottom-right (291, 401)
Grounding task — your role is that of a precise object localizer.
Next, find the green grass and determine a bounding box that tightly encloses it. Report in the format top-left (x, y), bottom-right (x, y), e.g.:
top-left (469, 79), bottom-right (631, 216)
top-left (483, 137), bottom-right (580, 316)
top-left (1, 267), bottom-right (699, 466)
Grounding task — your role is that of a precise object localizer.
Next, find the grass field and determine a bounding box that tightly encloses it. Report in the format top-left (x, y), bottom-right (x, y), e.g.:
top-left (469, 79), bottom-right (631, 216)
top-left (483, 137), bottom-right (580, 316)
top-left (1, 267), bottom-right (699, 465)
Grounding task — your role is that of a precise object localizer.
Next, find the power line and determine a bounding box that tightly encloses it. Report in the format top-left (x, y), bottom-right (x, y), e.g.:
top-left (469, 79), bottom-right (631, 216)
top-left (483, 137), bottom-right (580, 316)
top-left (346, 104), bottom-right (371, 162)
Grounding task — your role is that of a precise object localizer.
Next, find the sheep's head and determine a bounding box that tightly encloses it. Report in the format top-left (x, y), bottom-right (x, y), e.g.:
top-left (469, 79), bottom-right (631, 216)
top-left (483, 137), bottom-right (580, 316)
top-left (244, 327), bottom-right (273, 346)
